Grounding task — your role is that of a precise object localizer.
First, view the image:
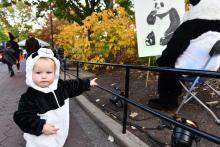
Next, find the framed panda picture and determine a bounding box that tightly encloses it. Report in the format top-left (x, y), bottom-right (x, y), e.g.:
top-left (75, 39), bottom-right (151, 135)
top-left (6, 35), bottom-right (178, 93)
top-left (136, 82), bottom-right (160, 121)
top-left (134, 0), bottom-right (185, 57)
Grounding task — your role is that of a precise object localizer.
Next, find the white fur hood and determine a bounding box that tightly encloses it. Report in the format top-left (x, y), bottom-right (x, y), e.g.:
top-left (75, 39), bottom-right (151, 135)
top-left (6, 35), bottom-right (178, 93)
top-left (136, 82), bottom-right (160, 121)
top-left (26, 48), bottom-right (60, 93)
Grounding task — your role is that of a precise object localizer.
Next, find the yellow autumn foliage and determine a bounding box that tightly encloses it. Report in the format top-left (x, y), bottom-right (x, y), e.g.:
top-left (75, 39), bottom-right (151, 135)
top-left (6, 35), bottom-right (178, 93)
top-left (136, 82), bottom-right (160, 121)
top-left (55, 3), bottom-right (189, 70)
top-left (54, 6), bottom-right (138, 70)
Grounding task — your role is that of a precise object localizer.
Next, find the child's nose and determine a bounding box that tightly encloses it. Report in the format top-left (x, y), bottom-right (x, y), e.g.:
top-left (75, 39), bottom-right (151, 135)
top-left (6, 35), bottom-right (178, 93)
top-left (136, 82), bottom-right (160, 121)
top-left (41, 73), bottom-right (47, 78)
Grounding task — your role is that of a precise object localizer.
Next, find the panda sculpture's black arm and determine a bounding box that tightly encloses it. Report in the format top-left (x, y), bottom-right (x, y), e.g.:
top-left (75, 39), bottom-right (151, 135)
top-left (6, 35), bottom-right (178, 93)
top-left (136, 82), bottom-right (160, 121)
top-left (147, 10), bottom-right (157, 25)
top-left (160, 8), bottom-right (181, 45)
top-left (157, 19), bottom-right (220, 67)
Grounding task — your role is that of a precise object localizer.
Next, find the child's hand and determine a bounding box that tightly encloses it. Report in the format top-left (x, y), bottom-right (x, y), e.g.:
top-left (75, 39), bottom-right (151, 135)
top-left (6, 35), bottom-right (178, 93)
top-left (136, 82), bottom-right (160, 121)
top-left (42, 123), bottom-right (59, 135)
top-left (90, 78), bottom-right (98, 87)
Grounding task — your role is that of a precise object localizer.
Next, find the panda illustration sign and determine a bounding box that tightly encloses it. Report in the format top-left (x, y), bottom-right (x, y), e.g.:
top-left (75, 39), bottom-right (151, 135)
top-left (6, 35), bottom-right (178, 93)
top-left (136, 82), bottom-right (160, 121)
top-left (134, 0), bottom-right (185, 57)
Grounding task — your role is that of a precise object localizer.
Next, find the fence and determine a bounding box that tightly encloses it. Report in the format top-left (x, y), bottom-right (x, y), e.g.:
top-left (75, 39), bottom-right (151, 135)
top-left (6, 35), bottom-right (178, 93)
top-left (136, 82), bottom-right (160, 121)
top-left (61, 59), bottom-right (220, 145)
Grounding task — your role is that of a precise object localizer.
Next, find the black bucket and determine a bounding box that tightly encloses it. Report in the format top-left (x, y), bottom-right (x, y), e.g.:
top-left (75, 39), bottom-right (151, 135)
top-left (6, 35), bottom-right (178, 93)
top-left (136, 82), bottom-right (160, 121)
top-left (171, 117), bottom-right (198, 147)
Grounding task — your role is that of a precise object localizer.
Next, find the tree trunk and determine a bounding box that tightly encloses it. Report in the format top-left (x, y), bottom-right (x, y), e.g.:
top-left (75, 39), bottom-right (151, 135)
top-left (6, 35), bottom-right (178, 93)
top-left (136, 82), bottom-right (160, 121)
top-left (104, 0), bottom-right (114, 9)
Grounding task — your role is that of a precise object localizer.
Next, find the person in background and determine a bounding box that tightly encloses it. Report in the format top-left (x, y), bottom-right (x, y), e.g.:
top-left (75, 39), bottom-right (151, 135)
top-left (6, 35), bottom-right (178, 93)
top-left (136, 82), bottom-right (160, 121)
top-left (8, 32), bottom-right (22, 72)
top-left (3, 42), bottom-right (17, 77)
top-left (25, 32), bottom-right (40, 57)
top-left (13, 48), bottom-right (98, 147)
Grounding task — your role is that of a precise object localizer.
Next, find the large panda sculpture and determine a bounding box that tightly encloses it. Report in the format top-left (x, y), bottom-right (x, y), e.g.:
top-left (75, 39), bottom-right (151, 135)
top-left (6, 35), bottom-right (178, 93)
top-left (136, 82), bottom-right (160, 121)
top-left (148, 0), bottom-right (220, 110)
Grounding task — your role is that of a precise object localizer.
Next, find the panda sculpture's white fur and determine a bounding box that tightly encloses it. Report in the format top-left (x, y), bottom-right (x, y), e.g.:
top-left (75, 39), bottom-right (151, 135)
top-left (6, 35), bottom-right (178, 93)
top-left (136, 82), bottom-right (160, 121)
top-left (175, 0), bottom-right (220, 71)
top-left (148, 0), bottom-right (220, 110)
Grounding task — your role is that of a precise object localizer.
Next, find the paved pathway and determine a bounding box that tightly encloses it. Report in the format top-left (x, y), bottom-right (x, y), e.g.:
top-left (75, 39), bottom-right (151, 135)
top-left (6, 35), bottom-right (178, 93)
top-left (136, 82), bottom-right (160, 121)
top-left (0, 61), bottom-right (118, 147)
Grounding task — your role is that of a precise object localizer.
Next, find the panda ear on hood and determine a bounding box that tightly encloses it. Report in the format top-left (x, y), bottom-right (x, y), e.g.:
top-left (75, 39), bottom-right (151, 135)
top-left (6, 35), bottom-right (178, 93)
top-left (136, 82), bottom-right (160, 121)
top-left (189, 0), bottom-right (200, 6)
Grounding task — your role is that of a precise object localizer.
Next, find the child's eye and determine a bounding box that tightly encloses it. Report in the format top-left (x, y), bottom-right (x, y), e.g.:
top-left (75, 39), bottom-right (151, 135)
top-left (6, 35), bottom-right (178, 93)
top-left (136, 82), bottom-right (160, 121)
top-left (47, 72), bottom-right (53, 74)
top-left (36, 72), bottom-right (41, 74)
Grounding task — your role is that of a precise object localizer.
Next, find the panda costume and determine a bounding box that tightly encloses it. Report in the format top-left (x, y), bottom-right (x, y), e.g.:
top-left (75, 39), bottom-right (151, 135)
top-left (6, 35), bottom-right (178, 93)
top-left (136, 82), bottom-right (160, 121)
top-left (13, 48), bottom-right (91, 147)
top-left (148, 0), bottom-right (220, 110)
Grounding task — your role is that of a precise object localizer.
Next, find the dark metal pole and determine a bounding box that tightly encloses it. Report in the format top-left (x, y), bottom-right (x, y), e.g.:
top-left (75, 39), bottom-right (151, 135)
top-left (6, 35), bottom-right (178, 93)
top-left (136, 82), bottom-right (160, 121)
top-left (76, 62), bottom-right (79, 78)
top-left (64, 59), bottom-right (67, 80)
top-left (122, 67), bottom-right (130, 133)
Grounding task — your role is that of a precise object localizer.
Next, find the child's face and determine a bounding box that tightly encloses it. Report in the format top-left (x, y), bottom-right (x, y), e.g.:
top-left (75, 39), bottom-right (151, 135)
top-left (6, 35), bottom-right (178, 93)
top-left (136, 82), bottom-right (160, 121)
top-left (32, 58), bottom-right (56, 88)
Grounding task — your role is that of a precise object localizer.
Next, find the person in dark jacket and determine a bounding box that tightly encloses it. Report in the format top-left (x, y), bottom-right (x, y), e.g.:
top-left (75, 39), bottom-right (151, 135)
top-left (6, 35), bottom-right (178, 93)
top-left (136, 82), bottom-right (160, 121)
top-left (25, 32), bottom-right (40, 57)
top-left (8, 32), bottom-right (22, 72)
top-left (3, 42), bottom-right (17, 77)
top-left (13, 48), bottom-right (98, 147)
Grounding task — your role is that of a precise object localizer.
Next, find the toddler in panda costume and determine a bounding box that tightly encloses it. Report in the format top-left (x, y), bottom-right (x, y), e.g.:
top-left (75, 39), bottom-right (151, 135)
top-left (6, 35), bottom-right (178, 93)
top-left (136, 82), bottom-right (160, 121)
top-left (148, 0), bottom-right (220, 110)
top-left (13, 48), bottom-right (97, 147)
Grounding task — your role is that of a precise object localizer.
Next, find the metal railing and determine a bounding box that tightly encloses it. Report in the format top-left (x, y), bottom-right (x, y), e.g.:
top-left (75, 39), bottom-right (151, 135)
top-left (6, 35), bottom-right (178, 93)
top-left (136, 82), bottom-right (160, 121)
top-left (61, 59), bottom-right (220, 145)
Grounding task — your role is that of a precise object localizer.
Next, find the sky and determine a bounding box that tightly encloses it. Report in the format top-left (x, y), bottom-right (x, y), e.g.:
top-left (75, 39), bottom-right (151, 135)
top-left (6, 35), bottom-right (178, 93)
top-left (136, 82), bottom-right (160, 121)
top-left (1, 1), bottom-right (46, 30)
top-left (32, 6), bottom-right (46, 30)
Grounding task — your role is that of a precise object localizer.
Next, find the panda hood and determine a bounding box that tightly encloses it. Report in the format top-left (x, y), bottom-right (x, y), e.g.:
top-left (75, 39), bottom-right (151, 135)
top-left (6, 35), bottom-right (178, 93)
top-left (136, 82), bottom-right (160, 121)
top-left (26, 48), bottom-right (60, 93)
top-left (184, 0), bottom-right (220, 21)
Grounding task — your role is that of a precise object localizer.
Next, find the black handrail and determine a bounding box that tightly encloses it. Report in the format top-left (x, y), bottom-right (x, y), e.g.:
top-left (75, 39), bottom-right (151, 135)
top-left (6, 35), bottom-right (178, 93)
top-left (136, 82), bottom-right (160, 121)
top-left (63, 59), bottom-right (220, 145)
top-left (72, 60), bottom-right (220, 78)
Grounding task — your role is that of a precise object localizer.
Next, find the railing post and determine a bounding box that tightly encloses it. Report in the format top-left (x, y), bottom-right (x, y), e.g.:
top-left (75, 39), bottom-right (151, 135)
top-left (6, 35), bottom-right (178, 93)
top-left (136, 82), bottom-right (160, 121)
top-left (122, 67), bottom-right (130, 133)
top-left (64, 58), bottom-right (67, 80)
top-left (76, 62), bottom-right (79, 78)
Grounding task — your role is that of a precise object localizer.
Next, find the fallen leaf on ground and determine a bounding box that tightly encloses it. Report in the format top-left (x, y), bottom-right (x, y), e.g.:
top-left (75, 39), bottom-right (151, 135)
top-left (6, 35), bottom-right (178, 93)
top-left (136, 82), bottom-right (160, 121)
top-left (107, 135), bottom-right (114, 142)
top-left (129, 112), bottom-right (138, 118)
top-left (206, 101), bottom-right (219, 107)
